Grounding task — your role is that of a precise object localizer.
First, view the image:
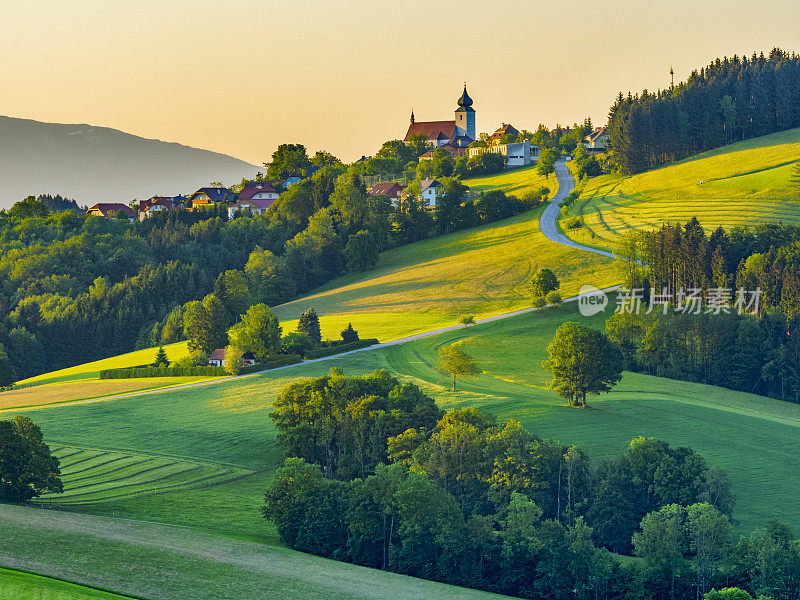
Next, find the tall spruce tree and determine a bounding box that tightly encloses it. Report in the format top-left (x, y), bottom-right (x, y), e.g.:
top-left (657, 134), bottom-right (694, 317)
top-left (297, 307), bottom-right (321, 345)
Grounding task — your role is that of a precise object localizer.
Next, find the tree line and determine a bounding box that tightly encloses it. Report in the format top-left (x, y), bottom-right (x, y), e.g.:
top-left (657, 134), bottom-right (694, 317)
top-left (262, 369), bottom-right (782, 600)
top-left (607, 48), bottom-right (800, 173)
top-left (613, 219), bottom-right (800, 402)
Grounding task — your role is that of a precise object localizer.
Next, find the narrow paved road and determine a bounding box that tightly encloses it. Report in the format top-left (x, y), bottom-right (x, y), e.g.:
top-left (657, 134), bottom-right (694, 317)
top-left (539, 160), bottom-right (615, 258)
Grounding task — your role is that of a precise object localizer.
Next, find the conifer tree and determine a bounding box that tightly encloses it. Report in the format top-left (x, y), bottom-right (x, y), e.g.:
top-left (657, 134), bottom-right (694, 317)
top-left (152, 346), bottom-right (169, 367)
top-left (340, 323), bottom-right (359, 343)
top-left (297, 308), bottom-right (322, 345)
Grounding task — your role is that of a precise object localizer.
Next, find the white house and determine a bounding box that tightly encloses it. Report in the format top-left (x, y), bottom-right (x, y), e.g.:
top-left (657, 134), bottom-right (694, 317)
top-left (420, 179), bottom-right (443, 208)
top-left (228, 198), bottom-right (275, 219)
top-left (239, 181), bottom-right (279, 202)
top-left (208, 348), bottom-right (256, 367)
top-left (467, 139), bottom-right (540, 167)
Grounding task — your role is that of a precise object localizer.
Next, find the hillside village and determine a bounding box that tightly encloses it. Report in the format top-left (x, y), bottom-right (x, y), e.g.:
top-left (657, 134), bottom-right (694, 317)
top-left (84, 86), bottom-right (607, 221)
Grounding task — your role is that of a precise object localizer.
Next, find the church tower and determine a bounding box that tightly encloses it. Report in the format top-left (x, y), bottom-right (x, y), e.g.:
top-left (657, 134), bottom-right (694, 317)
top-left (454, 85), bottom-right (475, 141)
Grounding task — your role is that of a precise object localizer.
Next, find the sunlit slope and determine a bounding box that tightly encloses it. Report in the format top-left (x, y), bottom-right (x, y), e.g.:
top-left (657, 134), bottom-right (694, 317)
top-left (563, 128), bottom-right (800, 250)
top-left (16, 341), bottom-right (190, 387)
top-left (274, 206), bottom-right (616, 341)
top-left (462, 163), bottom-right (557, 198)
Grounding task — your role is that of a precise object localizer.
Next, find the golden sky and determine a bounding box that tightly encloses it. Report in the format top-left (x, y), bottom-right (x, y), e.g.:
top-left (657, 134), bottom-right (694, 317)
top-left (2, 0), bottom-right (798, 164)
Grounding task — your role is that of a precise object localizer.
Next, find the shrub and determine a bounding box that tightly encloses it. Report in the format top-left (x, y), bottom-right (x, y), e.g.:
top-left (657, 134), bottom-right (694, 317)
top-left (459, 315), bottom-right (475, 326)
top-left (152, 346), bottom-right (169, 367)
top-left (305, 339), bottom-right (378, 359)
top-left (99, 354), bottom-right (302, 379)
top-left (530, 268), bottom-right (560, 298)
top-left (225, 347), bottom-right (244, 375)
top-left (297, 308), bottom-right (322, 345)
top-left (532, 296), bottom-right (546, 308)
top-left (546, 291), bottom-right (563, 305)
top-left (282, 332), bottom-right (315, 357)
top-left (520, 186), bottom-right (550, 209)
top-left (565, 216), bottom-right (583, 229)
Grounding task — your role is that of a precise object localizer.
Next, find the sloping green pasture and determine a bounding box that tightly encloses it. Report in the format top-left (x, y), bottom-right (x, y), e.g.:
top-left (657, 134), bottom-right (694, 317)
top-left (563, 128), bottom-right (800, 250)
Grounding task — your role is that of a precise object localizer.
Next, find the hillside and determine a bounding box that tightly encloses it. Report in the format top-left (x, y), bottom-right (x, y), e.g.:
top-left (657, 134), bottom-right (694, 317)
top-left (562, 128), bottom-right (800, 250)
top-left (0, 115), bottom-right (258, 208)
top-left (272, 165), bottom-right (615, 339)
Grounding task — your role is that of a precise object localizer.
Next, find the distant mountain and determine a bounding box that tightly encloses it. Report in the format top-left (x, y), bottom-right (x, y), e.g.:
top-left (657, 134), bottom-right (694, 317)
top-left (0, 115), bottom-right (259, 208)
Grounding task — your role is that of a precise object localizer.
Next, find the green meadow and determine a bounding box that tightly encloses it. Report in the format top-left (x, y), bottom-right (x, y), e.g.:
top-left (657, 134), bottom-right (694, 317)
top-left (562, 128), bottom-right (800, 250)
top-left (0, 569), bottom-right (134, 600)
top-left (5, 155), bottom-right (800, 599)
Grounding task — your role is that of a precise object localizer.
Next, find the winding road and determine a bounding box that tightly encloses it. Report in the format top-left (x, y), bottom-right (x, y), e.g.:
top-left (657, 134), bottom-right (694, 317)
top-left (539, 160), bottom-right (615, 258)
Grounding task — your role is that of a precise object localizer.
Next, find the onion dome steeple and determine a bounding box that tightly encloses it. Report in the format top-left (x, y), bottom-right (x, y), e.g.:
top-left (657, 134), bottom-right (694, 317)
top-left (457, 84), bottom-right (473, 108)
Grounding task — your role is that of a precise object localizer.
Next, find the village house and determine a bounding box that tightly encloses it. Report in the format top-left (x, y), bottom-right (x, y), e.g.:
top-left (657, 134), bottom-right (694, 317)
top-left (489, 123), bottom-right (520, 143)
top-left (187, 187), bottom-right (235, 210)
top-left (227, 180), bottom-right (280, 218)
top-left (582, 127), bottom-right (609, 151)
top-left (86, 203), bottom-right (136, 219)
top-left (208, 348), bottom-right (256, 367)
top-left (138, 196), bottom-right (185, 220)
top-left (228, 198), bottom-right (275, 219)
top-left (239, 181), bottom-right (279, 202)
top-left (368, 181), bottom-right (405, 207)
top-left (420, 179), bottom-right (443, 208)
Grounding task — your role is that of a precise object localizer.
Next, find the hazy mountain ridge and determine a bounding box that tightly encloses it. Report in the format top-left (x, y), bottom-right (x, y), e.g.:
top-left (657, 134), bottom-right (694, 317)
top-left (0, 115), bottom-right (259, 208)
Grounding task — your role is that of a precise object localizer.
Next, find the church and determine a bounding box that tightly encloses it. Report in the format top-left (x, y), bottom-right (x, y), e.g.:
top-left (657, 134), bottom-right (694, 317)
top-left (404, 86), bottom-right (475, 158)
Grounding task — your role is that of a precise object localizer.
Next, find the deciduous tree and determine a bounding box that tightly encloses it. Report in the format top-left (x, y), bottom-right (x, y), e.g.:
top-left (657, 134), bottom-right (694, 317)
top-left (0, 416), bottom-right (62, 501)
top-left (542, 322), bottom-right (623, 407)
top-left (228, 303), bottom-right (282, 362)
top-left (437, 342), bottom-right (481, 391)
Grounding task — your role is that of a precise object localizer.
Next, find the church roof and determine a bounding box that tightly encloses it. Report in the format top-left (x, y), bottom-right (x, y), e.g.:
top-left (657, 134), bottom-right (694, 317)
top-left (404, 120), bottom-right (456, 143)
top-left (450, 135), bottom-right (473, 147)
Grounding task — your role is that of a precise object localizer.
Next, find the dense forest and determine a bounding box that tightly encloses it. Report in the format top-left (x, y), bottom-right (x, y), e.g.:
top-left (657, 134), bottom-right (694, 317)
top-left (608, 48), bottom-right (800, 173)
top-left (0, 154), bottom-right (546, 384)
top-left (264, 369), bottom-right (800, 600)
top-left (612, 219), bottom-right (800, 402)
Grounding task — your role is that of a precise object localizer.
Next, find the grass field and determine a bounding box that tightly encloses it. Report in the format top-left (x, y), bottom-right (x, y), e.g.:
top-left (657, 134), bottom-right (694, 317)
top-left (17, 341), bottom-right (191, 387)
top-left (273, 198), bottom-right (616, 341)
top-left (7, 155), bottom-right (798, 598)
top-left (0, 569), bottom-right (134, 600)
top-left (37, 446), bottom-right (254, 506)
top-left (562, 128), bottom-right (800, 250)
top-left (462, 163), bottom-right (558, 198)
top-left (15, 164), bottom-right (613, 411)
top-left (0, 506), bottom-right (513, 600)
top-left (0, 378), bottom-right (210, 411)
top-left (7, 301), bottom-right (799, 540)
